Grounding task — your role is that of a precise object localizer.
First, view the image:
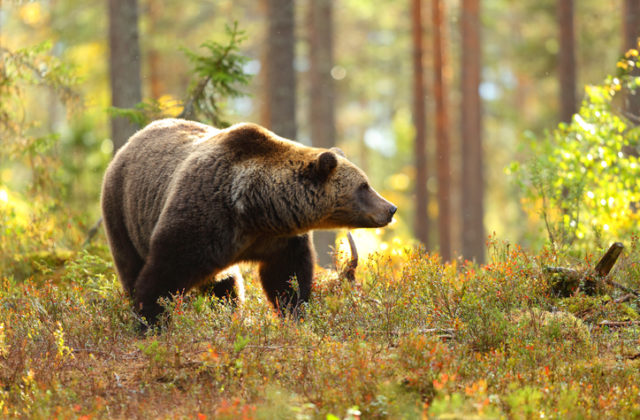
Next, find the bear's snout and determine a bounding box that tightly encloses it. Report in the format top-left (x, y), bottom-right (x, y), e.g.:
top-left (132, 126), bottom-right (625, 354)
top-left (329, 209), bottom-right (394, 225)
top-left (381, 203), bottom-right (397, 225)
top-left (368, 197), bottom-right (397, 227)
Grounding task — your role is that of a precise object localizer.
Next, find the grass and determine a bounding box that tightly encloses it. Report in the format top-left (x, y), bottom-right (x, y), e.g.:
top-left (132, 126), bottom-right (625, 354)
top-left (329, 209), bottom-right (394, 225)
top-left (1, 235), bottom-right (640, 419)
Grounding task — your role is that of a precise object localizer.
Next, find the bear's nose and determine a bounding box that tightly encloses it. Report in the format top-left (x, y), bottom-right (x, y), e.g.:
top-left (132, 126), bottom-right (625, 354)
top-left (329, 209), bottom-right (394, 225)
top-left (389, 205), bottom-right (397, 216)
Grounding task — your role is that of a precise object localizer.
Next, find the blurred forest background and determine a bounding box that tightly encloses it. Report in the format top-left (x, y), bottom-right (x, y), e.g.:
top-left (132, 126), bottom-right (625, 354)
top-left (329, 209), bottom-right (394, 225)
top-left (1, 0), bottom-right (639, 270)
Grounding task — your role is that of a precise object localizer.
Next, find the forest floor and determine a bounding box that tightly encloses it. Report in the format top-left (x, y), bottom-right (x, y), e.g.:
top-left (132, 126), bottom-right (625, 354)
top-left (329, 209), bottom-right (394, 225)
top-left (1, 236), bottom-right (640, 419)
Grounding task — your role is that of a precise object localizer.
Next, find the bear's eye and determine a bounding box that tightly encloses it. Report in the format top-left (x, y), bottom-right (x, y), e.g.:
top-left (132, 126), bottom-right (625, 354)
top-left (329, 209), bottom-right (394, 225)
top-left (359, 182), bottom-right (369, 191)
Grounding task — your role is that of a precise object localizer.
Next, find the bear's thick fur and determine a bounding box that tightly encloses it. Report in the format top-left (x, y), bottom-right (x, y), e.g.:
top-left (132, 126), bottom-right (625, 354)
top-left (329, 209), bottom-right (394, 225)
top-left (101, 118), bottom-right (396, 323)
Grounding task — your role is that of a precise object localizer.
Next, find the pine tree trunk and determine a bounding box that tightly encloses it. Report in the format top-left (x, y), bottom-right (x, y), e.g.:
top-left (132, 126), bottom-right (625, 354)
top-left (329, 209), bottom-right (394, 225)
top-left (264, 0), bottom-right (297, 139)
top-left (309, 0), bottom-right (337, 267)
top-left (432, 0), bottom-right (451, 261)
top-left (412, 0), bottom-right (429, 247)
top-left (557, 0), bottom-right (576, 123)
top-left (624, 0), bottom-right (640, 50)
top-left (460, 0), bottom-right (485, 263)
top-left (108, 0), bottom-right (143, 153)
top-left (147, 0), bottom-right (163, 100)
top-left (624, 0), bottom-right (640, 119)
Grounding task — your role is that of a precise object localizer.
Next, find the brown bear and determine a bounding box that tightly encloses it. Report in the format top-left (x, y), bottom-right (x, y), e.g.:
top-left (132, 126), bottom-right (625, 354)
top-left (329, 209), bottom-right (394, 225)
top-left (101, 118), bottom-right (396, 324)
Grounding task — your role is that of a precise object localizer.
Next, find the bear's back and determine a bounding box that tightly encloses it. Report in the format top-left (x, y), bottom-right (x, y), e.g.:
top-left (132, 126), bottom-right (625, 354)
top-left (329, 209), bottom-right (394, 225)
top-left (110, 119), bottom-right (219, 257)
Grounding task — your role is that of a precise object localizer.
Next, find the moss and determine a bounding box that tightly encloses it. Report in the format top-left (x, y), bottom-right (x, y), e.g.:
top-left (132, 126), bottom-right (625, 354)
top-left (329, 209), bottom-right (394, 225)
top-left (513, 308), bottom-right (591, 350)
top-left (7, 249), bottom-right (74, 281)
top-left (557, 295), bottom-right (640, 323)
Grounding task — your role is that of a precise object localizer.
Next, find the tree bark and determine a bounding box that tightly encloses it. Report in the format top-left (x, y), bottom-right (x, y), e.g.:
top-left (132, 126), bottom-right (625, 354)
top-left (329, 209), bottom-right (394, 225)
top-left (412, 0), bottom-right (429, 247)
top-left (624, 0), bottom-right (640, 119)
top-left (557, 0), bottom-right (576, 123)
top-left (432, 0), bottom-right (451, 261)
top-left (108, 0), bottom-right (143, 154)
top-left (308, 0), bottom-right (337, 267)
top-left (264, 0), bottom-right (297, 139)
top-left (460, 0), bottom-right (484, 263)
top-left (147, 0), bottom-right (163, 100)
top-left (624, 0), bottom-right (640, 50)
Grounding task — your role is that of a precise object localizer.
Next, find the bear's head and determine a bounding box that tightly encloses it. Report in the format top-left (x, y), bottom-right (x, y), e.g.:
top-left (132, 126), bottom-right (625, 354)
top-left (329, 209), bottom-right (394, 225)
top-left (309, 148), bottom-right (397, 230)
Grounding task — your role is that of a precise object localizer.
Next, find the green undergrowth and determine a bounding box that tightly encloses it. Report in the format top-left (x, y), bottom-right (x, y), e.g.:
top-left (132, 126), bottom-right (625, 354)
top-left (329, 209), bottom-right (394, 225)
top-left (1, 239), bottom-right (640, 419)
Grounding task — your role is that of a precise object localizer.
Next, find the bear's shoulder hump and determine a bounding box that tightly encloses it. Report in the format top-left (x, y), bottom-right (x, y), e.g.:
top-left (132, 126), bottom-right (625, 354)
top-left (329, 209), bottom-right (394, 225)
top-left (219, 123), bottom-right (285, 157)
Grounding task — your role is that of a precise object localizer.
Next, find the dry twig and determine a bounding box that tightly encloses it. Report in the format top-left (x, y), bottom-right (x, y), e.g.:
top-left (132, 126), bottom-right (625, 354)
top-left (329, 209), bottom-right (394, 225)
top-left (342, 232), bottom-right (359, 282)
top-left (597, 320), bottom-right (640, 328)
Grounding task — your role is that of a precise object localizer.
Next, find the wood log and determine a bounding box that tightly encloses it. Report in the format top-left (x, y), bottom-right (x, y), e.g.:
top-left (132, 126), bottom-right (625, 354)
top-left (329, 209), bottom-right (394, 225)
top-left (595, 242), bottom-right (624, 276)
top-left (544, 242), bottom-right (639, 298)
top-left (594, 242), bottom-right (640, 297)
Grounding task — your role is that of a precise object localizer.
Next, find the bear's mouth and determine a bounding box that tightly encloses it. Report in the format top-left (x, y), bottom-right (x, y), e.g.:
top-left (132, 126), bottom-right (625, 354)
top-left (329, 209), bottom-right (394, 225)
top-left (349, 212), bottom-right (395, 229)
top-left (369, 213), bottom-right (395, 228)
top-left (370, 204), bottom-right (397, 227)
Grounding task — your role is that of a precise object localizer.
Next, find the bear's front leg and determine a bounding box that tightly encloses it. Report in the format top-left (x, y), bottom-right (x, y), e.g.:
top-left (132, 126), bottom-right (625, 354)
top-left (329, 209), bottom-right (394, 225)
top-left (258, 234), bottom-right (314, 316)
top-left (133, 237), bottom-right (215, 325)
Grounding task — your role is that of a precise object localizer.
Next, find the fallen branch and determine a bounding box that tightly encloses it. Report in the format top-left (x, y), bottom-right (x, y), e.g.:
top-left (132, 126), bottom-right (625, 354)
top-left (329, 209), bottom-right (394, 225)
top-left (614, 293), bottom-right (636, 304)
top-left (341, 232), bottom-right (358, 282)
top-left (595, 243), bottom-right (640, 298)
top-left (368, 328), bottom-right (455, 341)
top-left (82, 217), bottom-right (103, 248)
top-left (606, 279), bottom-right (640, 298)
top-left (72, 347), bottom-right (137, 360)
top-left (418, 328), bottom-right (455, 340)
top-left (598, 320), bottom-right (640, 328)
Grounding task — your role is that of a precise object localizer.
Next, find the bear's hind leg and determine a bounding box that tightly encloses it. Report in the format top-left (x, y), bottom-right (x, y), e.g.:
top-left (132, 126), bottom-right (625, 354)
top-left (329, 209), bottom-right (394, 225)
top-left (111, 235), bottom-right (145, 299)
top-left (102, 207), bottom-right (145, 298)
top-left (258, 234), bottom-right (314, 316)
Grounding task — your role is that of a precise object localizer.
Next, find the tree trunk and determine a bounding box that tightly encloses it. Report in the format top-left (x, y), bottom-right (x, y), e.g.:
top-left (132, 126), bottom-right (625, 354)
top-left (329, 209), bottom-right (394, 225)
top-left (147, 0), bottom-right (163, 100)
top-left (264, 0), bottom-right (297, 139)
top-left (557, 0), bottom-right (576, 123)
top-left (432, 0), bottom-right (451, 261)
top-left (624, 0), bottom-right (640, 50)
top-left (259, 0), bottom-right (272, 129)
top-left (460, 0), bottom-right (484, 263)
top-left (108, 0), bottom-right (143, 154)
top-left (624, 0), bottom-right (640, 119)
top-left (412, 0), bottom-right (429, 247)
top-left (309, 0), bottom-right (336, 267)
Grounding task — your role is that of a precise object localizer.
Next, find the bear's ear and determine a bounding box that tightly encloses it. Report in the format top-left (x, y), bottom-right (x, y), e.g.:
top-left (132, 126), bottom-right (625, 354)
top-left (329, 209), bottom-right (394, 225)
top-left (314, 151), bottom-right (338, 182)
top-left (330, 147), bottom-right (346, 158)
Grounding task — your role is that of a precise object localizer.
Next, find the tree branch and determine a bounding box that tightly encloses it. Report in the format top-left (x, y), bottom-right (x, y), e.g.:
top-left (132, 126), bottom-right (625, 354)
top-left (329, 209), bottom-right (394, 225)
top-left (341, 232), bottom-right (358, 282)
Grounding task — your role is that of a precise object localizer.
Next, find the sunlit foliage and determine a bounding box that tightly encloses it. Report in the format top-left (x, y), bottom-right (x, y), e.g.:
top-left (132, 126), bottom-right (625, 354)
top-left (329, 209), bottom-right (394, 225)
top-left (512, 49), bottom-right (640, 251)
top-left (0, 42), bottom-right (86, 276)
